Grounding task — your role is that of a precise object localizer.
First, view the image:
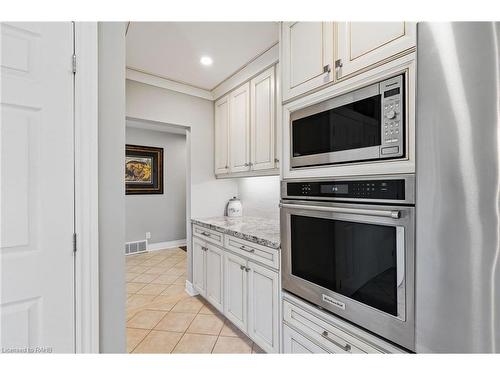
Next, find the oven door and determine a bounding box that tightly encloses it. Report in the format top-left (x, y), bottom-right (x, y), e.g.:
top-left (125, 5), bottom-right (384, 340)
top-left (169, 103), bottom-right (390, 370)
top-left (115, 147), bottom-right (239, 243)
top-left (280, 200), bottom-right (415, 351)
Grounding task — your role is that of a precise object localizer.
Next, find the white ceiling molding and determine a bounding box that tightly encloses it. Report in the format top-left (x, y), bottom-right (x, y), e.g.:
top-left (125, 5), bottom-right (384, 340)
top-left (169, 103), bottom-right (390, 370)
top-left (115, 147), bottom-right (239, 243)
top-left (126, 117), bottom-right (188, 135)
top-left (211, 43), bottom-right (279, 100)
top-left (126, 67), bottom-right (214, 101)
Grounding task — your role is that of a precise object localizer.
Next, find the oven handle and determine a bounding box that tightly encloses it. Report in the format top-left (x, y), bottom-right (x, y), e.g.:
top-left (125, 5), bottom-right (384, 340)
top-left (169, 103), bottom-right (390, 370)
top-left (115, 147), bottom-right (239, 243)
top-left (279, 203), bottom-right (400, 219)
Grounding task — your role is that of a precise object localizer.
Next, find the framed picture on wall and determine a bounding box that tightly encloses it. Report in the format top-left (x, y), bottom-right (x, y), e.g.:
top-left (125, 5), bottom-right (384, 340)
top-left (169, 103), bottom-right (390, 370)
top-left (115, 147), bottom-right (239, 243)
top-left (125, 144), bottom-right (164, 195)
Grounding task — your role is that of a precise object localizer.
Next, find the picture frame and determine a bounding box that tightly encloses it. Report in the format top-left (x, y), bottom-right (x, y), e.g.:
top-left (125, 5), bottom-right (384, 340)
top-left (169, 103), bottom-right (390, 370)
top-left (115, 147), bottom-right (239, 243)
top-left (125, 144), bottom-right (164, 195)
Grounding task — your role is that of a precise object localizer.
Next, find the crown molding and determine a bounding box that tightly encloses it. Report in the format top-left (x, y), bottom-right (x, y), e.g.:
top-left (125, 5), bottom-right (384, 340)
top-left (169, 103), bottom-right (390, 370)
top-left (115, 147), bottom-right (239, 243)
top-left (126, 67), bottom-right (214, 101)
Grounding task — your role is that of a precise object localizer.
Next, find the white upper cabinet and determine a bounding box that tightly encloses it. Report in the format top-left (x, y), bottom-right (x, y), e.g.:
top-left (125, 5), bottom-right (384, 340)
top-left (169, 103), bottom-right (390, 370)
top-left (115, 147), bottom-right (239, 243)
top-left (229, 82), bottom-right (251, 173)
top-left (281, 22), bottom-right (334, 102)
top-left (250, 66), bottom-right (276, 171)
top-left (214, 94), bottom-right (230, 175)
top-left (336, 22), bottom-right (416, 78)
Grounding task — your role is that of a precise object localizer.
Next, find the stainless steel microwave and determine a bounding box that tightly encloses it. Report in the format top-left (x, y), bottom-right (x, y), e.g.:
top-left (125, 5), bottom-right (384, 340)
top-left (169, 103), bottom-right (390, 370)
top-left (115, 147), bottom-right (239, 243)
top-left (290, 75), bottom-right (405, 168)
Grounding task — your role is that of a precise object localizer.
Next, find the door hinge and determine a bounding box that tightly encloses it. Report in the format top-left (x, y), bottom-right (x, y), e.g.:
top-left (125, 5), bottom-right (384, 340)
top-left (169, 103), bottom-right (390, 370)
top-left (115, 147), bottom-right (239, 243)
top-left (73, 233), bottom-right (77, 253)
top-left (72, 54), bottom-right (77, 74)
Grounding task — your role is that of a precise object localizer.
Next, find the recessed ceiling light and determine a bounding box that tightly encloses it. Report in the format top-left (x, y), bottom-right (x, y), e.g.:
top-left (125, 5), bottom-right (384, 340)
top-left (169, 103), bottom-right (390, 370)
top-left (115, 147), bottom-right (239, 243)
top-left (200, 56), bottom-right (213, 66)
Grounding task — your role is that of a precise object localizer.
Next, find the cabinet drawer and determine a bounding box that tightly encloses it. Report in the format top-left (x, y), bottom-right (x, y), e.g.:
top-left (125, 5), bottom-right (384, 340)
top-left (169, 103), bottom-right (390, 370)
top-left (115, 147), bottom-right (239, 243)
top-left (283, 300), bottom-right (383, 353)
top-left (224, 235), bottom-right (279, 270)
top-left (283, 324), bottom-right (328, 354)
top-left (192, 224), bottom-right (224, 246)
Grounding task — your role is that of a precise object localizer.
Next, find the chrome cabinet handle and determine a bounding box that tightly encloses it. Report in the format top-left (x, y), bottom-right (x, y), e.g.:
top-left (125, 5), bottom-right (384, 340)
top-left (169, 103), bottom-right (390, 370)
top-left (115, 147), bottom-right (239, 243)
top-left (279, 203), bottom-right (400, 219)
top-left (323, 64), bottom-right (331, 73)
top-left (201, 246), bottom-right (208, 251)
top-left (274, 158), bottom-right (280, 163)
top-left (240, 245), bottom-right (255, 253)
top-left (245, 267), bottom-right (250, 272)
top-left (248, 162), bottom-right (253, 167)
top-left (335, 59), bottom-right (343, 69)
top-left (240, 265), bottom-right (245, 270)
top-left (244, 163), bottom-right (249, 166)
top-left (201, 232), bottom-right (210, 236)
top-left (321, 331), bottom-right (351, 352)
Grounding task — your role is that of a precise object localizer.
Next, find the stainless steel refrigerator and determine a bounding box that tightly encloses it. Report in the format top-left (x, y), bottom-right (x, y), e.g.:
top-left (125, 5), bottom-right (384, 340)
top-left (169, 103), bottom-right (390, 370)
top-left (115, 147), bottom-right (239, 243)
top-left (416, 22), bottom-right (500, 353)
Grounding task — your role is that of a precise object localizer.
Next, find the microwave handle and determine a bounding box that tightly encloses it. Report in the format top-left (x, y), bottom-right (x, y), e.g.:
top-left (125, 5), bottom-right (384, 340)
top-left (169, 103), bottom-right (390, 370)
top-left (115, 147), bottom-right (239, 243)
top-left (279, 203), bottom-right (400, 219)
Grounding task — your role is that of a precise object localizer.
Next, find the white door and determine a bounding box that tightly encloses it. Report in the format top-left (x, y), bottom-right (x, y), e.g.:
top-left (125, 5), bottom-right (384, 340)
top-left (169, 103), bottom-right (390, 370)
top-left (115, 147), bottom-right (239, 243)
top-left (283, 325), bottom-right (328, 354)
top-left (0, 22), bottom-right (75, 352)
top-left (214, 94), bottom-right (230, 175)
top-left (336, 22), bottom-right (416, 78)
top-left (205, 243), bottom-right (223, 313)
top-left (229, 82), bottom-right (250, 173)
top-left (247, 261), bottom-right (279, 353)
top-left (250, 66), bottom-right (275, 171)
top-left (281, 22), bottom-right (334, 101)
top-left (192, 237), bottom-right (206, 296)
top-left (223, 252), bottom-right (247, 332)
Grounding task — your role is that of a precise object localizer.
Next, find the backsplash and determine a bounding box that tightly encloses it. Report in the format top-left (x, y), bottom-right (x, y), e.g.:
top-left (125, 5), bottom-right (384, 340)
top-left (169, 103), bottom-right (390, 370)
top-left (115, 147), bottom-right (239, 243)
top-left (236, 175), bottom-right (280, 220)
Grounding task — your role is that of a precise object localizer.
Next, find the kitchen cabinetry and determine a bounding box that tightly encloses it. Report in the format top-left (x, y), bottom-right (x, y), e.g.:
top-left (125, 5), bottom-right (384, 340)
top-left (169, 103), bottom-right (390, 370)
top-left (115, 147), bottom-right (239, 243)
top-left (214, 66), bottom-right (278, 177)
top-left (336, 22), bottom-right (416, 78)
top-left (214, 94), bottom-right (230, 175)
top-left (281, 22), bottom-right (334, 102)
top-left (283, 324), bottom-right (328, 354)
top-left (192, 223), bottom-right (280, 353)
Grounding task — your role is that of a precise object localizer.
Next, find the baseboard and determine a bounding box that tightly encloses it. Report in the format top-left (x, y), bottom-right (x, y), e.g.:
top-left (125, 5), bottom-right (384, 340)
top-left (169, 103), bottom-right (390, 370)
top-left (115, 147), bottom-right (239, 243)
top-left (185, 280), bottom-right (199, 297)
top-left (148, 239), bottom-right (187, 251)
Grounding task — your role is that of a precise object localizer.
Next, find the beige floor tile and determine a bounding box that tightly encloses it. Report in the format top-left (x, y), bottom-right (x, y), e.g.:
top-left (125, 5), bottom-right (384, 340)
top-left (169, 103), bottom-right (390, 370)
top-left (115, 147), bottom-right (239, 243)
top-left (164, 267), bottom-right (185, 277)
top-left (172, 333), bottom-right (217, 354)
top-left (126, 272), bottom-right (141, 282)
top-left (128, 265), bottom-right (149, 274)
top-left (252, 343), bottom-right (265, 354)
top-left (133, 330), bottom-right (183, 354)
top-left (172, 276), bottom-right (186, 286)
top-left (135, 283), bottom-right (168, 296)
top-left (171, 296), bottom-right (204, 314)
top-left (141, 259), bottom-right (163, 267)
top-left (212, 336), bottom-right (253, 354)
top-left (220, 320), bottom-right (247, 338)
top-left (151, 274), bottom-right (179, 285)
top-left (126, 328), bottom-right (150, 353)
top-left (127, 282), bottom-right (148, 293)
top-left (132, 273), bottom-right (158, 283)
top-left (161, 284), bottom-right (190, 299)
top-left (143, 266), bottom-right (170, 275)
top-left (146, 295), bottom-right (177, 311)
top-left (127, 309), bottom-right (166, 329)
top-left (187, 314), bottom-right (224, 336)
top-left (125, 258), bottom-right (143, 266)
top-left (198, 303), bottom-right (222, 316)
top-left (155, 312), bottom-right (197, 332)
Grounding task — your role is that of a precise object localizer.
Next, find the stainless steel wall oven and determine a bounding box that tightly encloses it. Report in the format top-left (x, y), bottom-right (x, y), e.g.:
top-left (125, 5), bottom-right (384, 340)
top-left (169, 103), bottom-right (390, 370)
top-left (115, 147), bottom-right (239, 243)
top-left (280, 174), bottom-right (415, 351)
top-left (290, 74), bottom-right (406, 168)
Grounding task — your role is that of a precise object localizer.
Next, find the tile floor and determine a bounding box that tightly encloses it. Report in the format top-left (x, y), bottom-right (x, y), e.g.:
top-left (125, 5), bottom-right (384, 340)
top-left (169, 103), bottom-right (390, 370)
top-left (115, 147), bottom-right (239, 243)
top-left (126, 248), bottom-right (265, 354)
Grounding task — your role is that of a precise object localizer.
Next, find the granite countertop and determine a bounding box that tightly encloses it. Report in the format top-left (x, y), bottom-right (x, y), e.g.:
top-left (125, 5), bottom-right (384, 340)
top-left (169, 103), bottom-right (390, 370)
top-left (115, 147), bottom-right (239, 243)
top-left (191, 216), bottom-right (280, 249)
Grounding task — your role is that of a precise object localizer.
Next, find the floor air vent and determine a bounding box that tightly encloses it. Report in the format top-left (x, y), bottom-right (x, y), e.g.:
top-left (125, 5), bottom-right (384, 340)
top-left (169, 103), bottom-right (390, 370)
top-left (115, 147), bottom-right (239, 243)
top-left (125, 240), bottom-right (148, 255)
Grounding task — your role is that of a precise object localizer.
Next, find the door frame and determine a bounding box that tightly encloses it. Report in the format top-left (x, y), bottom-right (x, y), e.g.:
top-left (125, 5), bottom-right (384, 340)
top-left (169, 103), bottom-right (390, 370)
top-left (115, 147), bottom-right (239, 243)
top-left (74, 22), bottom-right (100, 353)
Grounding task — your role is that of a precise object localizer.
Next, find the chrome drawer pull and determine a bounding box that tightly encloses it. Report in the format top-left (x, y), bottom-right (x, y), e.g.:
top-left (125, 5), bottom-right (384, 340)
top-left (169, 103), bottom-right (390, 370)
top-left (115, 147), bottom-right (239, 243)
top-left (240, 265), bottom-right (246, 270)
top-left (240, 245), bottom-right (255, 253)
top-left (201, 231), bottom-right (210, 236)
top-left (280, 203), bottom-right (400, 219)
top-left (321, 331), bottom-right (351, 352)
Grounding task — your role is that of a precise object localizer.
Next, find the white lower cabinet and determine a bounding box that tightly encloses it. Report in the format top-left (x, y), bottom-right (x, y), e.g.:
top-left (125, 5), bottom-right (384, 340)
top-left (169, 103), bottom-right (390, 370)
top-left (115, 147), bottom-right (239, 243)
top-left (223, 251), bottom-right (248, 332)
top-left (248, 261), bottom-right (280, 353)
top-left (205, 244), bottom-right (224, 313)
top-left (192, 237), bottom-right (206, 296)
top-left (283, 324), bottom-right (328, 354)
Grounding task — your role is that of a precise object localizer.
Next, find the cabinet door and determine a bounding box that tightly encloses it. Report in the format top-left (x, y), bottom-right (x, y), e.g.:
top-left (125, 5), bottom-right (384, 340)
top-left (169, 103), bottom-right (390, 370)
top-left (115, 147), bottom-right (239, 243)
top-left (283, 325), bottom-right (328, 354)
top-left (229, 82), bottom-right (250, 172)
top-left (223, 251), bottom-right (248, 332)
top-left (205, 243), bottom-right (224, 313)
top-left (247, 261), bottom-right (280, 353)
top-left (214, 94), bottom-right (230, 175)
top-left (192, 237), bottom-right (206, 296)
top-left (250, 66), bottom-right (275, 171)
top-left (336, 22), bottom-right (416, 78)
top-left (281, 22), bottom-right (334, 101)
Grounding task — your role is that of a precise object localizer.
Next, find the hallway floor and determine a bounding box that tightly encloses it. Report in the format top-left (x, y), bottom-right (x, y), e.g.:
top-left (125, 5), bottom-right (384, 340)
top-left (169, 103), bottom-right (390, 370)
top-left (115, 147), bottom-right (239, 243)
top-left (126, 248), bottom-right (264, 354)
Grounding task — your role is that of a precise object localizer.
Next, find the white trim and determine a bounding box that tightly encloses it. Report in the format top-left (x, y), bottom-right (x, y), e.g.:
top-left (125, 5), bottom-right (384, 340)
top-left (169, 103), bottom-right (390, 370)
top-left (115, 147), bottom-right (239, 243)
top-left (148, 239), bottom-right (187, 251)
top-left (211, 44), bottom-right (279, 100)
top-left (185, 280), bottom-right (199, 297)
top-left (74, 22), bottom-right (99, 354)
top-left (126, 68), bottom-right (214, 101)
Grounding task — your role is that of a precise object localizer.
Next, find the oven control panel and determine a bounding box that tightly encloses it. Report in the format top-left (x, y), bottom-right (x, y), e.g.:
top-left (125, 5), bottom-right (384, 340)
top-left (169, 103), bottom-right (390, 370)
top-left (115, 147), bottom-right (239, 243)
top-left (287, 179), bottom-right (405, 200)
top-left (380, 75), bottom-right (404, 158)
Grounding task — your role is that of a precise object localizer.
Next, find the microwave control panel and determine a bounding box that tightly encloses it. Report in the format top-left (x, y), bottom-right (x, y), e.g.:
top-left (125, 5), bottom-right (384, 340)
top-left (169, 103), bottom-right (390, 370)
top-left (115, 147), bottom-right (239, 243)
top-left (286, 179), bottom-right (405, 200)
top-left (380, 75), bottom-right (404, 158)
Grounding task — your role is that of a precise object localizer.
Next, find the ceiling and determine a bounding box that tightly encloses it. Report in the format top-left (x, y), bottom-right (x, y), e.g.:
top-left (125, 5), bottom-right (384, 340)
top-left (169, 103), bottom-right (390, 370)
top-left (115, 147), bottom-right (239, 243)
top-left (126, 22), bottom-right (279, 91)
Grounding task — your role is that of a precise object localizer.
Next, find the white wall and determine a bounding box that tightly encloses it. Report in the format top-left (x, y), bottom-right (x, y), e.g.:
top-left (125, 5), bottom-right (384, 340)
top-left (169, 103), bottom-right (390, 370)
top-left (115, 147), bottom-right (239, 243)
top-left (236, 176), bottom-right (280, 220)
top-left (125, 126), bottom-right (186, 244)
top-left (98, 22), bottom-right (126, 353)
